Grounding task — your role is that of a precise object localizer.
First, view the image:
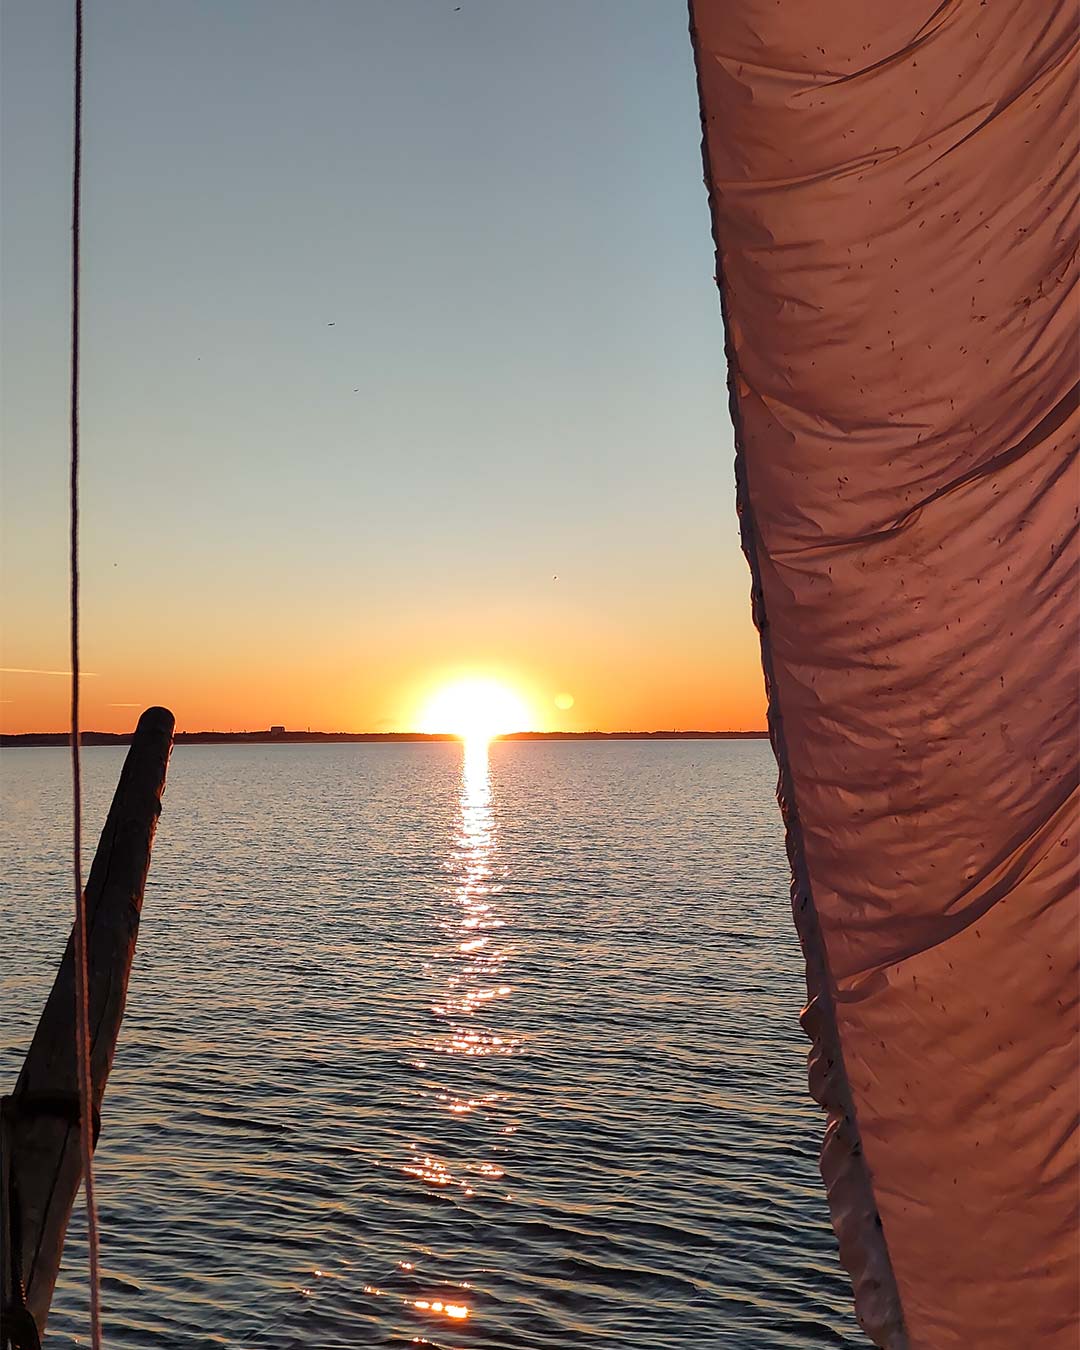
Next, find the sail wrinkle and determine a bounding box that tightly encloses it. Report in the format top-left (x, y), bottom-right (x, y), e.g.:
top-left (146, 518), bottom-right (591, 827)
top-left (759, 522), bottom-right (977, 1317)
top-left (830, 785), bottom-right (1080, 988)
top-left (762, 383), bottom-right (1079, 558)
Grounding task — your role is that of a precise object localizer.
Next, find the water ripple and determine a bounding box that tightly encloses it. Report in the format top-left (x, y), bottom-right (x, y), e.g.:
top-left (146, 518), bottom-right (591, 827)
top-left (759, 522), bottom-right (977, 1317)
top-left (0, 740), bottom-right (865, 1348)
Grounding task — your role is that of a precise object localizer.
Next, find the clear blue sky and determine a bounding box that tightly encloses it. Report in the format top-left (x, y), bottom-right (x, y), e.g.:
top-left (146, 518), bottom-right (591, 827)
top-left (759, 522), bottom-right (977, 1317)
top-left (0, 0), bottom-right (762, 732)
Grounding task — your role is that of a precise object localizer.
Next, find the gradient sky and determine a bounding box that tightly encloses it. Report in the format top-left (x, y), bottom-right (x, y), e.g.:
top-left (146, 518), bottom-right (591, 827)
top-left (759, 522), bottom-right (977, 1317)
top-left (0, 0), bottom-right (764, 734)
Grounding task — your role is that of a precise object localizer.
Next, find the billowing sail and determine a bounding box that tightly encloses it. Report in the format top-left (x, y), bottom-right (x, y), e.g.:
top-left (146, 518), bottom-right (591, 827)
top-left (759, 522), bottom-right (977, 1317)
top-left (688, 4), bottom-right (1079, 1347)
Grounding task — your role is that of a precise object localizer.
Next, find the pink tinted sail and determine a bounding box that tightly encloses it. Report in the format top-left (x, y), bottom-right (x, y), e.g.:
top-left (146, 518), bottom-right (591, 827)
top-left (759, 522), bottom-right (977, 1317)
top-left (689, 3), bottom-right (1079, 1346)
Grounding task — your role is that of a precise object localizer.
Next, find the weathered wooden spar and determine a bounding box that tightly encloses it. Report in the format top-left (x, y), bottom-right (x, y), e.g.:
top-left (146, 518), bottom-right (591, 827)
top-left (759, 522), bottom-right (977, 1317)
top-left (1, 707), bottom-right (175, 1348)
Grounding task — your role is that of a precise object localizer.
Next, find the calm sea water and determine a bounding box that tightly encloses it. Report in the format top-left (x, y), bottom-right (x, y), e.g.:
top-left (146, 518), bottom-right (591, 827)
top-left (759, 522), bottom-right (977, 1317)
top-left (0, 741), bottom-right (864, 1349)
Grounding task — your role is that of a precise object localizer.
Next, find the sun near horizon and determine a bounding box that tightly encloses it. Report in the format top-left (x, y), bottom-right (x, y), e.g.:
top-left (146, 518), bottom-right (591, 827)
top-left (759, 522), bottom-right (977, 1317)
top-left (416, 677), bottom-right (538, 746)
top-left (0, 657), bottom-right (769, 737)
top-left (0, 0), bottom-right (771, 744)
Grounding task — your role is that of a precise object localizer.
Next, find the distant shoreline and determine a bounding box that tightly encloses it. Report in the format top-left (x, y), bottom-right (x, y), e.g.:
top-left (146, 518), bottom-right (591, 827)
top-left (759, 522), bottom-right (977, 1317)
top-left (1, 729), bottom-right (769, 748)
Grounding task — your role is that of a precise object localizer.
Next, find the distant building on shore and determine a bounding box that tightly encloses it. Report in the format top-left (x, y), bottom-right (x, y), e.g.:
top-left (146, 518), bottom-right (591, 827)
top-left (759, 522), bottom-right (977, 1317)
top-left (269, 725), bottom-right (285, 735)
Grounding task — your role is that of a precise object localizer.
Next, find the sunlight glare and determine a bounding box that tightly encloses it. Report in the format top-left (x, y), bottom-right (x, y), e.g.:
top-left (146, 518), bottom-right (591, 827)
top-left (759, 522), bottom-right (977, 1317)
top-left (418, 678), bottom-right (532, 743)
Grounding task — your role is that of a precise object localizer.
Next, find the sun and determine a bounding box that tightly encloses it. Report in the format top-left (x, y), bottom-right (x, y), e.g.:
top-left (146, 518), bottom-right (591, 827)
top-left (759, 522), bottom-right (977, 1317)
top-left (417, 678), bottom-right (533, 744)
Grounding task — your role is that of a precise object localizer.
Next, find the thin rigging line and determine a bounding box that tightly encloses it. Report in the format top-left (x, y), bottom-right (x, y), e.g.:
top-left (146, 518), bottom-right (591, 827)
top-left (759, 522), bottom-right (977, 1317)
top-left (69, 0), bottom-right (104, 1345)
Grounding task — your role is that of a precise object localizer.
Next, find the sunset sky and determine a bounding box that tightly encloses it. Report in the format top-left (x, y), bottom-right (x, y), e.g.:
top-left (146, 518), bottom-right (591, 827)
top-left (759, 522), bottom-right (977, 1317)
top-left (0, 0), bottom-right (764, 735)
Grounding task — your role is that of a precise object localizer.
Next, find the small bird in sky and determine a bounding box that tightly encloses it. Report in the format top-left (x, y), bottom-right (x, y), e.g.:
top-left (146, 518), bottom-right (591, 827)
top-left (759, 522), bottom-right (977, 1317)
top-left (327, 322), bottom-right (335, 327)
top-left (553, 574), bottom-right (558, 581)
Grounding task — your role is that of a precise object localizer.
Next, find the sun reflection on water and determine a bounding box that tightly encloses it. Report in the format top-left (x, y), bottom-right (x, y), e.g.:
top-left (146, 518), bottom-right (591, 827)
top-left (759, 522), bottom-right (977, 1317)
top-left (461, 734), bottom-right (493, 855)
top-left (429, 736), bottom-right (517, 1055)
top-left (390, 735), bottom-right (521, 1334)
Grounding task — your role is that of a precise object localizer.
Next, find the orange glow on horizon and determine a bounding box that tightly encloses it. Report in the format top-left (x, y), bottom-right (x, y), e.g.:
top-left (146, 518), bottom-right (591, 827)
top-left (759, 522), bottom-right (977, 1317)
top-left (0, 642), bottom-right (769, 736)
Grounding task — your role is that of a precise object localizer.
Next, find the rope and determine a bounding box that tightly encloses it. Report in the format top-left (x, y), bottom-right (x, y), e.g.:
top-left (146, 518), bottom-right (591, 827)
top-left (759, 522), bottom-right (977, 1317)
top-left (69, 1), bottom-right (103, 1345)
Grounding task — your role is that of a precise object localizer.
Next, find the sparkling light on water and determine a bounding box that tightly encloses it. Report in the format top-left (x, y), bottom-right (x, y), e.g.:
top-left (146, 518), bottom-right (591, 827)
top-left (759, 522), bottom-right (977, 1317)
top-left (0, 741), bottom-right (864, 1348)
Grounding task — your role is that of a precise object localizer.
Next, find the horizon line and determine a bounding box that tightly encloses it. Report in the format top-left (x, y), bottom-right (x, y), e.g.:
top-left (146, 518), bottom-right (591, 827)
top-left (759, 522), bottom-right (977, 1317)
top-left (1, 727), bottom-right (770, 746)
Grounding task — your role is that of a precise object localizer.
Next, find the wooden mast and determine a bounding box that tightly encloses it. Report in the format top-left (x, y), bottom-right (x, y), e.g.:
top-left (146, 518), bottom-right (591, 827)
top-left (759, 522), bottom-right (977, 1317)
top-left (1, 706), bottom-right (175, 1347)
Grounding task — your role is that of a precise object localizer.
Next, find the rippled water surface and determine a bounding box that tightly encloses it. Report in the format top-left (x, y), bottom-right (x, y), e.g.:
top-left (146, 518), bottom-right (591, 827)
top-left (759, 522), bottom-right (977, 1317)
top-left (1, 741), bottom-right (864, 1348)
